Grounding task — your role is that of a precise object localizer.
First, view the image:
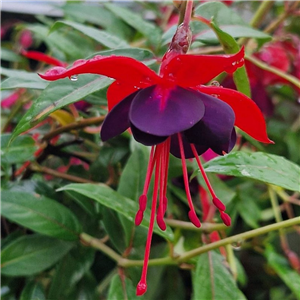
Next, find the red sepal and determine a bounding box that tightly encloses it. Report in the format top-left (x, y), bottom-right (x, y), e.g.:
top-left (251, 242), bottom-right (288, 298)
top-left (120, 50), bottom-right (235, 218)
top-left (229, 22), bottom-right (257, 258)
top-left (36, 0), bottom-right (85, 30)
top-left (39, 55), bottom-right (161, 87)
top-left (195, 85), bottom-right (273, 144)
top-left (162, 47), bottom-right (245, 87)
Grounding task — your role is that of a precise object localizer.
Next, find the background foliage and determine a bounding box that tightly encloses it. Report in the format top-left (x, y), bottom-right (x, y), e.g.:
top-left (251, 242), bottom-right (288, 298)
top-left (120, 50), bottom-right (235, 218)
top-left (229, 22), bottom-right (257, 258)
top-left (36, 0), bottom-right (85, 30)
top-left (1, 1), bottom-right (300, 300)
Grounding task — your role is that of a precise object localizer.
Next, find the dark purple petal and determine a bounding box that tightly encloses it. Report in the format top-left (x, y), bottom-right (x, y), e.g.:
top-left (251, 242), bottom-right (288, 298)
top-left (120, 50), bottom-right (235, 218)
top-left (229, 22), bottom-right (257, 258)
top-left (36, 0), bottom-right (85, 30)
top-left (130, 123), bottom-right (168, 146)
top-left (170, 133), bottom-right (208, 159)
top-left (184, 92), bottom-right (235, 155)
top-left (100, 90), bottom-right (138, 141)
top-left (129, 85), bottom-right (205, 136)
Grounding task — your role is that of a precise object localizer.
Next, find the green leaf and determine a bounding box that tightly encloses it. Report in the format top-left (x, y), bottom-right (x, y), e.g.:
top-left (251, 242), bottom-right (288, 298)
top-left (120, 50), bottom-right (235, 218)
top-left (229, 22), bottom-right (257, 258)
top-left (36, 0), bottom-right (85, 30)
top-left (193, 251), bottom-right (244, 300)
top-left (194, 2), bottom-right (271, 41)
top-left (50, 21), bottom-right (129, 49)
top-left (108, 274), bottom-right (144, 300)
top-left (202, 152), bottom-right (300, 192)
top-left (1, 68), bottom-right (47, 90)
top-left (105, 3), bottom-right (161, 45)
top-left (20, 281), bottom-right (46, 300)
top-left (48, 246), bottom-right (95, 299)
top-left (1, 234), bottom-right (74, 276)
top-left (11, 75), bottom-right (112, 140)
top-left (208, 21), bottom-right (251, 97)
top-left (62, 3), bottom-right (132, 40)
top-left (1, 191), bottom-right (82, 240)
top-left (1, 48), bottom-right (23, 63)
top-left (265, 245), bottom-right (300, 299)
top-left (1, 134), bottom-right (37, 164)
top-left (196, 25), bottom-right (271, 44)
top-left (58, 183), bottom-right (174, 241)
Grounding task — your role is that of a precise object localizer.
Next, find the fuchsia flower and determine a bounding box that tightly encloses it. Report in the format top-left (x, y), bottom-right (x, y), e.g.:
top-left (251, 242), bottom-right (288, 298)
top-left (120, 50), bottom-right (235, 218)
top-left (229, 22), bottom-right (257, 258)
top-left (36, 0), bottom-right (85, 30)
top-left (40, 21), bottom-right (272, 296)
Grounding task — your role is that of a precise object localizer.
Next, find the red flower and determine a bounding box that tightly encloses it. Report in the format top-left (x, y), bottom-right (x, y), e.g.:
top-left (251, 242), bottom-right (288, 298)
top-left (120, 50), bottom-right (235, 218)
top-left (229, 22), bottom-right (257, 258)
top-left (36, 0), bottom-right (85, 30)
top-left (40, 22), bottom-right (272, 296)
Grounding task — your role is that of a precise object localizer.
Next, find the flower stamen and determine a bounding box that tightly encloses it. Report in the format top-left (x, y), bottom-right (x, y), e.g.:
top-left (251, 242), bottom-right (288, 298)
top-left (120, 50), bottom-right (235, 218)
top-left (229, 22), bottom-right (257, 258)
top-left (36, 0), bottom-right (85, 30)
top-left (191, 144), bottom-right (231, 226)
top-left (177, 134), bottom-right (201, 228)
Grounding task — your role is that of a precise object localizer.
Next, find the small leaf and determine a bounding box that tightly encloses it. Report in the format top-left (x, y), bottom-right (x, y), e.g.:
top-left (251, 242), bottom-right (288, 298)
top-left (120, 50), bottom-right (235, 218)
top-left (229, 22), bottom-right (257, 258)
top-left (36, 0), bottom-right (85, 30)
top-left (49, 109), bottom-right (75, 126)
top-left (1, 134), bottom-right (37, 164)
top-left (202, 152), bottom-right (300, 192)
top-left (1, 190), bottom-right (82, 240)
top-left (105, 3), bottom-right (161, 45)
top-left (1, 234), bottom-right (74, 276)
top-left (108, 274), bottom-right (144, 300)
top-left (193, 251), bottom-right (245, 300)
top-left (58, 183), bottom-right (174, 241)
top-left (20, 281), bottom-right (46, 300)
top-left (50, 21), bottom-right (129, 49)
top-left (11, 75), bottom-right (112, 140)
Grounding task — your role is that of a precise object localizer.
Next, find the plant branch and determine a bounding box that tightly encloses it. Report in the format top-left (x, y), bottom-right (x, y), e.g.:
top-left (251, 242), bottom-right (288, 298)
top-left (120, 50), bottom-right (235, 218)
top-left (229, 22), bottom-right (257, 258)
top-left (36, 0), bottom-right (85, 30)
top-left (30, 163), bottom-right (96, 183)
top-left (80, 217), bottom-right (300, 268)
top-left (165, 219), bottom-right (226, 232)
top-left (42, 116), bottom-right (105, 141)
top-left (245, 54), bottom-right (300, 89)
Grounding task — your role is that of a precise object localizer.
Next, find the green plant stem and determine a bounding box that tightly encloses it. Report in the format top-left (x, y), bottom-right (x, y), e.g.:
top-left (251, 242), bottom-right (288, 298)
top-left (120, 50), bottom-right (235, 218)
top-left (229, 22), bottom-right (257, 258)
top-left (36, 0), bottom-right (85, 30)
top-left (165, 219), bottom-right (226, 232)
top-left (250, 1), bottom-right (275, 28)
top-left (245, 54), bottom-right (300, 89)
top-left (80, 217), bottom-right (300, 267)
top-left (177, 217), bottom-right (300, 262)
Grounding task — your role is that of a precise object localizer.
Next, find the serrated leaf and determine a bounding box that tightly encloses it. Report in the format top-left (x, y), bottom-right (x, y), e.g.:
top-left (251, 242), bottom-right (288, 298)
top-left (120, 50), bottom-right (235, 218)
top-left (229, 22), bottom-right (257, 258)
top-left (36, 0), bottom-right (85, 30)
top-left (50, 21), bottom-right (128, 49)
top-left (11, 75), bottom-right (112, 140)
top-left (20, 281), bottom-right (46, 300)
top-left (202, 152), bottom-right (300, 192)
top-left (1, 234), bottom-right (74, 276)
top-left (1, 191), bottom-right (82, 240)
top-left (1, 134), bottom-right (37, 164)
top-left (58, 183), bottom-right (174, 241)
top-left (105, 3), bottom-right (161, 45)
top-left (1, 68), bottom-right (47, 90)
top-left (193, 251), bottom-right (244, 300)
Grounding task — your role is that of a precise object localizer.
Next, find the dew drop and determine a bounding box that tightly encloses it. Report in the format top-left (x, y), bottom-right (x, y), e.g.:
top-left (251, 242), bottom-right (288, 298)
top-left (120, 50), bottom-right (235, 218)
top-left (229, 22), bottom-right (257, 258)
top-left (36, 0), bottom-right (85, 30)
top-left (211, 81), bottom-right (220, 87)
top-left (231, 240), bottom-right (243, 250)
top-left (70, 75), bottom-right (78, 82)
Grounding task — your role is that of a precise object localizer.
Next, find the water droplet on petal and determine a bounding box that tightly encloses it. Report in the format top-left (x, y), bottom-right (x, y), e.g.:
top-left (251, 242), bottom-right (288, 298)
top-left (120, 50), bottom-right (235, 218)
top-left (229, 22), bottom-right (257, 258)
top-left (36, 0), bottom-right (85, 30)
top-left (73, 59), bottom-right (86, 67)
top-left (44, 67), bottom-right (66, 76)
top-left (70, 75), bottom-right (78, 82)
top-left (211, 81), bottom-right (220, 87)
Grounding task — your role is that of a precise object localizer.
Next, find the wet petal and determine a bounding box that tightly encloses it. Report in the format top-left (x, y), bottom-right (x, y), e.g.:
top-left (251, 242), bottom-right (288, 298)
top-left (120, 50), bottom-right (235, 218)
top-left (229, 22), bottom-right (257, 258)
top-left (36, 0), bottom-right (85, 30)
top-left (100, 91), bottom-right (138, 141)
top-left (184, 93), bottom-right (235, 155)
top-left (170, 133), bottom-right (208, 159)
top-left (130, 123), bottom-right (168, 146)
top-left (195, 85), bottom-right (273, 143)
top-left (39, 55), bottom-right (160, 87)
top-left (164, 47), bottom-right (244, 87)
top-left (107, 81), bottom-right (141, 110)
top-left (130, 85), bottom-right (205, 137)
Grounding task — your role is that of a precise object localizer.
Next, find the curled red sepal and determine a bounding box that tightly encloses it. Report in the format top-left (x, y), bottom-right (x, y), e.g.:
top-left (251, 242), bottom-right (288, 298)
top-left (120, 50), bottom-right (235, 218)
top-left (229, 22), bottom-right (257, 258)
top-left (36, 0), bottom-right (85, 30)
top-left (162, 47), bottom-right (245, 87)
top-left (39, 55), bottom-right (161, 87)
top-left (136, 281), bottom-right (147, 296)
top-left (220, 211), bottom-right (231, 226)
top-left (195, 85), bottom-right (274, 144)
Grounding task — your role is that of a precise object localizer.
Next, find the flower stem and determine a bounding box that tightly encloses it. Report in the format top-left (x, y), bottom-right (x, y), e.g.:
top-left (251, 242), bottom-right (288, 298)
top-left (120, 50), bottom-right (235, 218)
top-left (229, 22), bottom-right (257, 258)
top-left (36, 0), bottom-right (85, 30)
top-left (183, 0), bottom-right (193, 27)
top-left (245, 54), bottom-right (300, 89)
top-left (80, 217), bottom-right (300, 267)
